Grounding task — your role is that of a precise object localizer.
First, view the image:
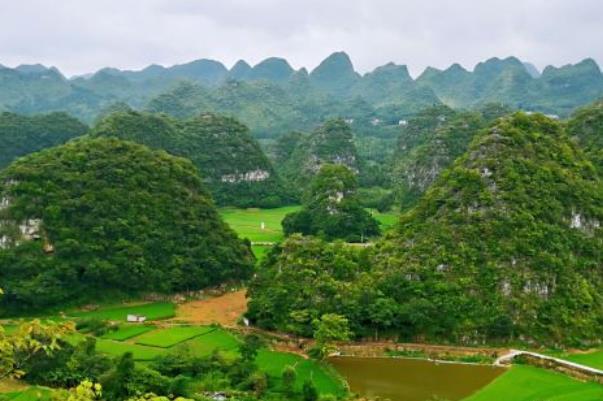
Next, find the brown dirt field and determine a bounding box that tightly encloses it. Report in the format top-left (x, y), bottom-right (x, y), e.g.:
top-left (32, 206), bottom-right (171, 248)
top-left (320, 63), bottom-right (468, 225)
top-left (0, 378), bottom-right (29, 392)
top-left (174, 289), bottom-right (248, 326)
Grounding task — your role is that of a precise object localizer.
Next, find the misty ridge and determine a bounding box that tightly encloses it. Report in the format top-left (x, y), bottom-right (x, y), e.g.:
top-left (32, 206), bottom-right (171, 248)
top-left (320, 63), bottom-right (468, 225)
top-left (1, 51), bottom-right (602, 131)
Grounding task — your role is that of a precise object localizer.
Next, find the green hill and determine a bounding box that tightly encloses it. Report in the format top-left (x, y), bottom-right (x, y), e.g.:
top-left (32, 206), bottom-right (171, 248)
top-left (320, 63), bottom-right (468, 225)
top-left (0, 137), bottom-right (254, 311)
top-left (378, 112), bottom-right (603, 345)
top-left (391, 103), bottom-right (513, 208)
top-left (280, 119), bottom-right (362, 195)
top-left (567, 99), bottom-right (603, 171)
top-left (91, 111), bottom-right (289, 208)
top-left (248, 113), bottom-right (603, 346)
top-left (0, 112), bottom-right (88, 168)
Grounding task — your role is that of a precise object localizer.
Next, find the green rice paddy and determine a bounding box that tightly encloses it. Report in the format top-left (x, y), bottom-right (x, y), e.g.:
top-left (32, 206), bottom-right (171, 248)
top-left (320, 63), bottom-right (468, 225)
top-left (463, 365), bottom-right (603, 401)
top-left (101, 324), bottom-right (156, 341)
top-left (67, 302), bottom-right (175, 321)
top-left (134, 326), bottom-right (215, 348)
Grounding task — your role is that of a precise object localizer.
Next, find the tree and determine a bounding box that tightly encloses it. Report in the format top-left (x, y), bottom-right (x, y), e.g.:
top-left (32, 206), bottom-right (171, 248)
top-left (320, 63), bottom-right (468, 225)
top-left (283, 164), bottom-right (380, 241)
top-left (0, 316), bottom-right (74, 380)
top-left (368, 297), bottom-right (399, 340)
top-left (312, 314), bottom-right (352, 358)
top-left (101, 352), bottom-right (135, 400)
top-left (281, 365), bottom-right (297, 395)
top-left (239, 334), bottom-right (265, 363)
top-left (302, 379), bottom-right (319, 401)
top-left (0, 137), bottom-right (254, 311)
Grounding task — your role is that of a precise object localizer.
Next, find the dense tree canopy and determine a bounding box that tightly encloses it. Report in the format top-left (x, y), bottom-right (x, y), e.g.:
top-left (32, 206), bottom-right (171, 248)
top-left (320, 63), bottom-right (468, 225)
top-left (250, 113), bottom-right (603, 346)
top-left (282, 164), bottom-right (380, 241)
top-left (0, 112), bottom-right (88, 169)
top-left (391, 103), bottom-right (514, 209)
top-left (378, 113), bottom-right (603, 345)
top-left (279, 119), bottom-right (362, 196)
top-left (91, 111), bottom-right (289, 208)
top-left (0, 137), bottom-right (254, 311)
top-left (567, 99), bottom-right (603, 171)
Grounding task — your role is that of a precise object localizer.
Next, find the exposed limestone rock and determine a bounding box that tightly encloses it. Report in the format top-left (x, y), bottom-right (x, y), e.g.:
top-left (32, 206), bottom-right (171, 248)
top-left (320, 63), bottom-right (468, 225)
top-left (569, 210), bottom-right (600, 235)
top-left (19, 219), bottom-right (42, 240)
top-left (220, 169), bottom-right (270, 183)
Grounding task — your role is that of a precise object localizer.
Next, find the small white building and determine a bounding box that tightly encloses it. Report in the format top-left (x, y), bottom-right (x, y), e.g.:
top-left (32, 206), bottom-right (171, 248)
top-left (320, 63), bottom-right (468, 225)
top-left (127, 314), bottom-right (147, 323)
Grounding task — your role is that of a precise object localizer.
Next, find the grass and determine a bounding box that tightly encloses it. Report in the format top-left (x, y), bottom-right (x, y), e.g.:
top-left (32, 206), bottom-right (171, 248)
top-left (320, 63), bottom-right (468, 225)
top-left (95, 338), bottom-right (167, 361)
top-left (256, 350), bottom-right (346, 395)
top-left (251, 245), bottom-right (270, 261)
top-left (1, 387), bottom-right (53, 401)
top-left (185, 328), bottom-right (241, 357)
top-left (67, 302), bottom-right (175, 321)
top-left (134, 326), bottom-right (215, 348)
top-left (463, 365), bottom-right (603, 401)
top-left (101, 324), bottom-right (156, 341)
top-left (369, 209), bottom-right (398, 231)
top-left (220, 206), bottom-right (300, 243)
top-left (220, 206), bottom-right (399, 245)
top-left (1, 325), bottom-right (18, 335)
top-left (563, 348), bottom-right (603, 370)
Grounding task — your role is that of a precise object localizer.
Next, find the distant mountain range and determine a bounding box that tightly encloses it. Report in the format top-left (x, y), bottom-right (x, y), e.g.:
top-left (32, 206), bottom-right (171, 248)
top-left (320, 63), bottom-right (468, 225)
top-left (1, 52), bottom-right (602, 130)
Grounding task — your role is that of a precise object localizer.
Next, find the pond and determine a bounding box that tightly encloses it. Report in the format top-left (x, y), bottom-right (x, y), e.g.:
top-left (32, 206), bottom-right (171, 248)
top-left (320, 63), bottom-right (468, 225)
top-left (329, 356), bottom-right (504, 401)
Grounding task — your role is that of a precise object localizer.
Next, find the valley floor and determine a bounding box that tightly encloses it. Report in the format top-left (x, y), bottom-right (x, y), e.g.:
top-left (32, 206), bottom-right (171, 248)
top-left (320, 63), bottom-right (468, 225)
top-left (2, 295), bottom-right (602, 401)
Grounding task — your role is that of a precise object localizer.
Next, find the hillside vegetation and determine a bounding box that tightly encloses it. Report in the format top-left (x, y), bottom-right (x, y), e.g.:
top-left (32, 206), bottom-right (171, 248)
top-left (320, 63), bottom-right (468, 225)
top-left (279, 119), bottom-right (362, 195)
top-left (0, 112), bottom-right (88, 168)
top-left (0, 137), bottom-right (254, 311)
top-left (91, 111), bottom-right (289, 207)
top-left (248, 113), bottom-right (603, 346)
top-left (567, 99), bottom-right (603, 171)
top-left (391, 103), bottom-right (513, 209)
top-left (2, 54), bottom-right (601, 131)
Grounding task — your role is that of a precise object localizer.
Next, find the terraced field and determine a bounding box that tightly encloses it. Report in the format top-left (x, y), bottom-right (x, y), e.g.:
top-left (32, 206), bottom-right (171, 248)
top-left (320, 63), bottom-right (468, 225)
top-left (463, 365), bottom-right (603, 401)
top-left (134, 326), bottom-right (215, 347)
top-left (563, 348), bottom-right (603, 370)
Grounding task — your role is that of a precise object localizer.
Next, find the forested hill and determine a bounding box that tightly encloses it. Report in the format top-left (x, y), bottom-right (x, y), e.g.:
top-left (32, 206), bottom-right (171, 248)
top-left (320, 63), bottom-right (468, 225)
top-left (567, 100), bottom-right (603, 171)
top-left (248, 113), bottom-right (603, 346)
top-left (91, 111), bottom-right (289, 207)
top-left (0, 112), bottom-right (88, 168)
top-left (0, 137), bottom-right (254, 311)
top-left (0, 54), bottom-right (601, 133)
top-left (377, 112), bottom-right (603, 344)
top-left (391, 103), bottom-right (514, 209)
top-left (277, 119), bottom-right (362, 194)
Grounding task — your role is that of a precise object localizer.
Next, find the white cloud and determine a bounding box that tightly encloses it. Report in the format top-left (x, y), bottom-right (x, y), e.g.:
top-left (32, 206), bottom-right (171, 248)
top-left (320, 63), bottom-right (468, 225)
top-left (0, 0), bottom-right (600, 77)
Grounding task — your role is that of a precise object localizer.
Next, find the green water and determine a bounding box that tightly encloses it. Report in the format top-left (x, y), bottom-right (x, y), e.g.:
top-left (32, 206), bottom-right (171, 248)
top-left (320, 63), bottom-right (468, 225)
top-left (329, 356), bottom-right (504, 401)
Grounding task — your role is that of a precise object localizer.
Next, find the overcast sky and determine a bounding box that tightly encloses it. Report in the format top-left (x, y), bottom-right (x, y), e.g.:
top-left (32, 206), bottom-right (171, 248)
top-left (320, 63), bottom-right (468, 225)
top-left (0, 0), bottom-right (601, 77)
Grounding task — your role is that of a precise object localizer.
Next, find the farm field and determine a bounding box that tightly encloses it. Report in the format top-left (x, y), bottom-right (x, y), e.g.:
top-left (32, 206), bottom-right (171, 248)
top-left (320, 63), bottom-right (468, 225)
top-left (185, 328), bottom-right (241, 358)
top-left (463, 365), bottom-right (603, 401)
top-left (220, 206), bottom-right (300, 243)
top-left (220, 205), bottom-right (398, 244)
top-left (251, 244), bottom-right (270, 261)
top-left (67, 302), bottom-right (175, 321)
top-left (0, 387), bottom-right (52, 401)
top-left (563, 348), bottom-right (603, 370)
top-left (134, 326), bottom-right (215, 347)
top-left (95, 338), bottom-right (167, 361)
top-left (101, 324), bottom-right (156, 341)
top-left (256, 350), bottom-right (346, 395)
top-left (173, 290), bottom-right (247, 326)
